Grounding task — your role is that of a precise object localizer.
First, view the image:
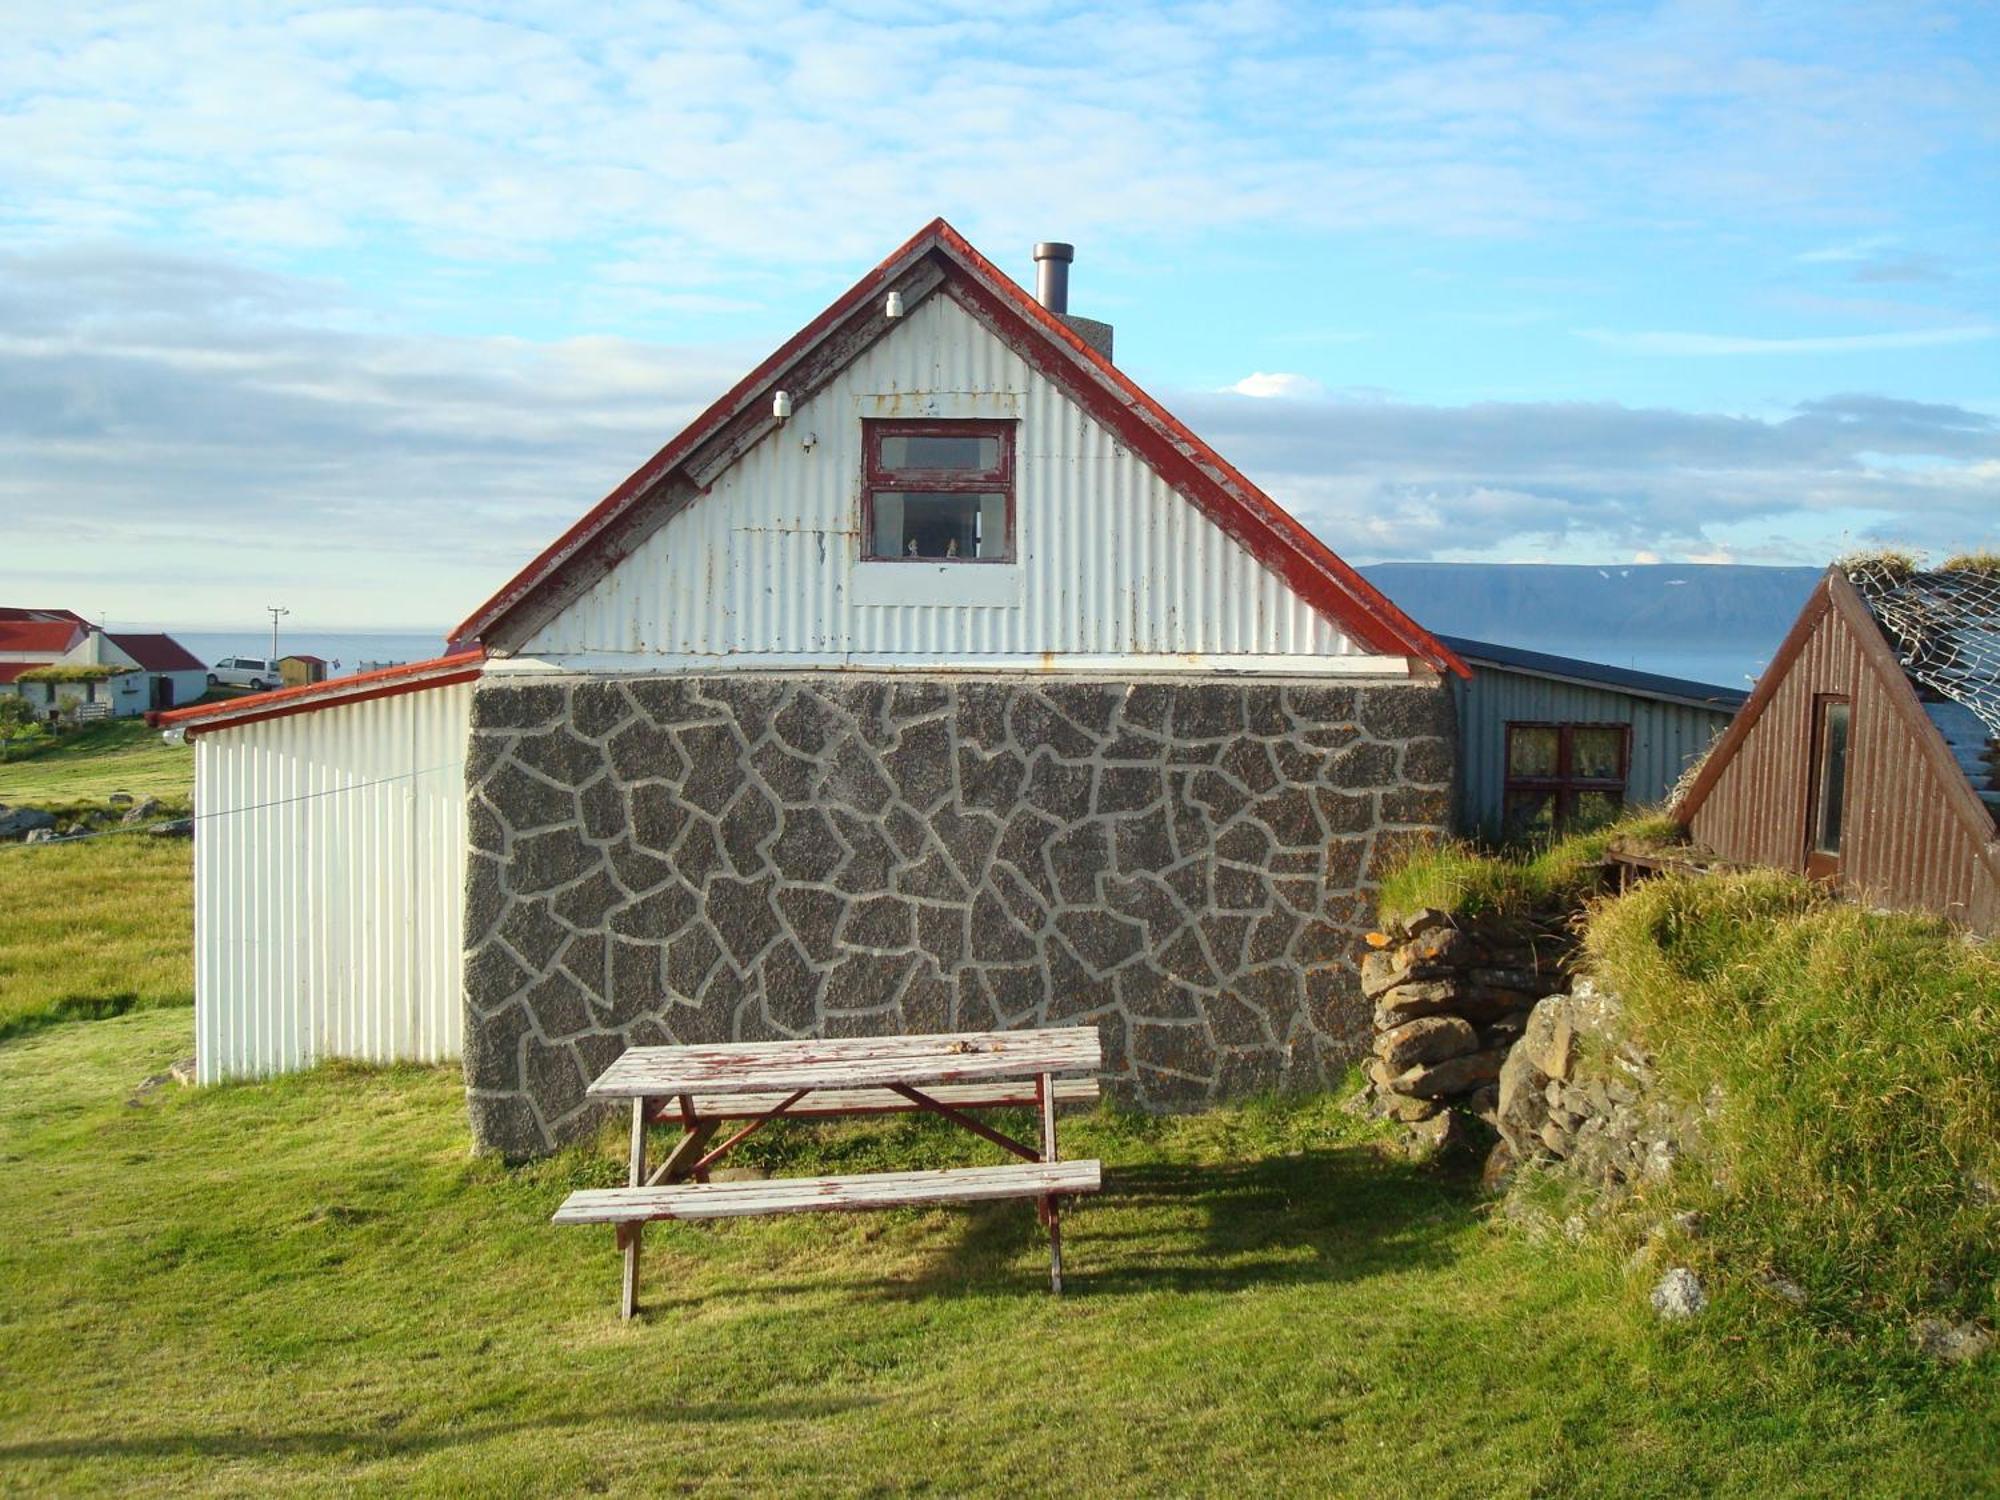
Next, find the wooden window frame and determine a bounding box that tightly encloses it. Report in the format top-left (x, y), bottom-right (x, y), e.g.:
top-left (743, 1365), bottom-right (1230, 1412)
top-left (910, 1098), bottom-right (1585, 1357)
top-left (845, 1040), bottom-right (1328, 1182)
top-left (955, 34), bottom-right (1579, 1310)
top-left (859, 418), bottom-right (1017, 564)
top-left (1502, 721), bottom-right (1632, 832)
top-left (1803, 693), bottom-right (1852, 882)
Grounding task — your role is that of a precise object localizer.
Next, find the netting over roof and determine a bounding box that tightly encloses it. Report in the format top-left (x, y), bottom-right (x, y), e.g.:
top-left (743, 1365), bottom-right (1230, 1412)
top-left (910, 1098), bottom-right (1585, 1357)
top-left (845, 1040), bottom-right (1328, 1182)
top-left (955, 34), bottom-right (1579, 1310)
top-left (1845, 562), bottom-right (2000, 739)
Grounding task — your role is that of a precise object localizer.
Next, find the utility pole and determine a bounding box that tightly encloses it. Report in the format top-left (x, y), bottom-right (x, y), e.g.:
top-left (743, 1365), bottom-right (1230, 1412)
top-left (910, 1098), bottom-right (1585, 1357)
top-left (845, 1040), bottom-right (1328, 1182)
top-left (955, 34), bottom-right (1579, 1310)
top-left (267, 605), bottom-right (289, 660)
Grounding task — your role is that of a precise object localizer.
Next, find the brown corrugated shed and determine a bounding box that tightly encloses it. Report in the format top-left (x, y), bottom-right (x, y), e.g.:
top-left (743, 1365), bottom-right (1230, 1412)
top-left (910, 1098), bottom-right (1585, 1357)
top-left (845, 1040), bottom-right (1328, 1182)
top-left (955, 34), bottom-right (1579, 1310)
top-left (1675, 568), bottom-right (1999, 934)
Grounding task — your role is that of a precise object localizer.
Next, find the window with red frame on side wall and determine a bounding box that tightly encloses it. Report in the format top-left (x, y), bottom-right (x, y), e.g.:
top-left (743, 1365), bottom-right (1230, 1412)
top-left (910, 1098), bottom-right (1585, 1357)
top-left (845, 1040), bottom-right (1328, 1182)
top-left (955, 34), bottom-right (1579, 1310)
top-left (1502, 722), bottom-right (1630, 836)
top-left (861, 419), bottom-right (1016, 562)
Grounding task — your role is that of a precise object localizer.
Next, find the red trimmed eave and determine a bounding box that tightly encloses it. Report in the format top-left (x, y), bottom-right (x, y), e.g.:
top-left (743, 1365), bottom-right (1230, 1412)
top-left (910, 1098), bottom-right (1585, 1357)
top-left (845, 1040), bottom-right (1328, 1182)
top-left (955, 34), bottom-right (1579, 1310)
top-left (447, 218), bottom-right (959, 650)
top-left (149, 650), bottom-right (485, 738)
top-left (929, 222), bottom-right (1467, 678)
top-left (450, 217), bottom-right (1467, 678)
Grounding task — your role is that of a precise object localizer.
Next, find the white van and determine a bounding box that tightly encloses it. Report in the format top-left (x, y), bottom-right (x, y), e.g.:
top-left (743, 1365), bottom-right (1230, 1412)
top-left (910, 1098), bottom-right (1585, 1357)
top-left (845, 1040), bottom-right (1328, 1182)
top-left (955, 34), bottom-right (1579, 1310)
top-left (208, 656), bottom-right (283, 691)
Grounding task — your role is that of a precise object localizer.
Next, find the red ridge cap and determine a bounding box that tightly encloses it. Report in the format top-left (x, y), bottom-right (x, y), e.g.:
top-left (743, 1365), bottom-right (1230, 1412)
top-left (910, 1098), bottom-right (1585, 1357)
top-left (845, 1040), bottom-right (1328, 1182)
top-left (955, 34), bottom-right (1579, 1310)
top-left (151, 649), bottom-right (485, 737)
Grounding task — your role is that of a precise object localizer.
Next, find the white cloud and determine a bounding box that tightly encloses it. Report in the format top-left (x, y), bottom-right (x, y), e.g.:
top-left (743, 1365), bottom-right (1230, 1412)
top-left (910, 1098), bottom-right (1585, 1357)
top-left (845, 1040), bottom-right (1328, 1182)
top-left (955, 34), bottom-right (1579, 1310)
top-left (0, 0), bottom-right (1988, 300)
top-left (1230, 371), bottom-right (1327, 399)
top-left (3, 245), bottom-right (1995, 629)
top-left (1579, 325), bottom-right (1997, 356)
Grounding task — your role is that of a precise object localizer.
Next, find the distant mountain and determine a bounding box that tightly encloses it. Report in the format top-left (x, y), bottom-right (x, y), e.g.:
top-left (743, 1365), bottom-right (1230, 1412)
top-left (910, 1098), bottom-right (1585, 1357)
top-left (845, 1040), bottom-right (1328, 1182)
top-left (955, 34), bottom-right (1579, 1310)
top-left (1360, 563), bottom-right (1824, 690)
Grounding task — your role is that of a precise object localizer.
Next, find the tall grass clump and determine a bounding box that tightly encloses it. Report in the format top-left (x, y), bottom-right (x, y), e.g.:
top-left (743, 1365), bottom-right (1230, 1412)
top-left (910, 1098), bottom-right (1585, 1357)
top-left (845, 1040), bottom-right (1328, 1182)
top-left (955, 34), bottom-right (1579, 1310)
top-left (1376, 812), bottom-right (1681, 923)
top-left (1586, 869), bottom-right (2000, 1332)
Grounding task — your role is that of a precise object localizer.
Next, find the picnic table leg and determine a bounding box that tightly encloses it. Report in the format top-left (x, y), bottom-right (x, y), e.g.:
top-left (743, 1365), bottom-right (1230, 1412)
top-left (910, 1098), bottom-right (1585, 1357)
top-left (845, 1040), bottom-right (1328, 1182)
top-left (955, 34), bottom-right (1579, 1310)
top-left (621, 1097), bottom-right (647, 1320)
top-left (1039, 1072), bottom-right (1064, 1295)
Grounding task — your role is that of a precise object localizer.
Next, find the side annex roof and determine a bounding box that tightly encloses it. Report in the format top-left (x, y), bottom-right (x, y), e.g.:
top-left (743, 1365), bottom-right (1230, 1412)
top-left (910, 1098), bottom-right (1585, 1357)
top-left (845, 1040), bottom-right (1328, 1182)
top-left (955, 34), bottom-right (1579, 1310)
top-left (449, 217), bottom-right (1466, 678)
top-left (151, 650), bottom-right (485, 739)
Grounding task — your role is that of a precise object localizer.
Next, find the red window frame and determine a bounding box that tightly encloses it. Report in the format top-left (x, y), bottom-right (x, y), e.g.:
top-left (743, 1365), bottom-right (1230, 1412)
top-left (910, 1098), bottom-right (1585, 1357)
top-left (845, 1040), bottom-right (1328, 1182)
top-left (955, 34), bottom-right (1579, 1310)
top-left (859, 418), bottom-right (1016, 563)
top-left (1502, 721), bottom-right (1632, 833)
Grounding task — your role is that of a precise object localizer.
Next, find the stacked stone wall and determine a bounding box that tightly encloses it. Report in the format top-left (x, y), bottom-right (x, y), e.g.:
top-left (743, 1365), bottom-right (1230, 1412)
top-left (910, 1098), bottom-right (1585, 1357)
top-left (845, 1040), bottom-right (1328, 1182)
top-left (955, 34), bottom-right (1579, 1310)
top-left (461, 673), bottom-right (1453, 1155)
top-left (1357, 907), bottom-right (1572, 1146)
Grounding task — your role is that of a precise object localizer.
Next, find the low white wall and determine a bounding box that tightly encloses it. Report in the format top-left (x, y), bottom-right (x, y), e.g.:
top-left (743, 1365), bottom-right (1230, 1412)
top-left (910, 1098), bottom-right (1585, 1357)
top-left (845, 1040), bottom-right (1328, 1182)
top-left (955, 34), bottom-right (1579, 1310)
top-left (193, 681), bottom-right (472, 1082)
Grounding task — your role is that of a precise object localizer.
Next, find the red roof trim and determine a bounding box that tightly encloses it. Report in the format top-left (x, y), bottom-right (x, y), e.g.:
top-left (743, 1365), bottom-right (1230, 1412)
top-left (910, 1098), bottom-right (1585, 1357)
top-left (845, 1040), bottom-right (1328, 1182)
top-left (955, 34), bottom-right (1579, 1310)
top-left (0, 660), bottom-right (57, 684)
top-left (449, 218), bottom-right (1463, 676)
top-left (152, 650), bottom-right (485, 738)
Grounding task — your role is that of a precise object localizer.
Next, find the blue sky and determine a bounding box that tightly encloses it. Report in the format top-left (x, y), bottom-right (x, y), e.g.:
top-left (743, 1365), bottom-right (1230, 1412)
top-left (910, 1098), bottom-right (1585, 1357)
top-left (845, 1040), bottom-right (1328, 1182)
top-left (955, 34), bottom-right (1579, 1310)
top-left (2, 0), bottom-right (1996, 630)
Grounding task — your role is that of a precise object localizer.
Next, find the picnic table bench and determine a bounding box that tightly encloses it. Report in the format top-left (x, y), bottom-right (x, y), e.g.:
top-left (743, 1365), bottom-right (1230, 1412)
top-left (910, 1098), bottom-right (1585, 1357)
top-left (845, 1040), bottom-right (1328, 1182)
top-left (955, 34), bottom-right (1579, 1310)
top-left (553, 1026), bottom-right (1104, 1318)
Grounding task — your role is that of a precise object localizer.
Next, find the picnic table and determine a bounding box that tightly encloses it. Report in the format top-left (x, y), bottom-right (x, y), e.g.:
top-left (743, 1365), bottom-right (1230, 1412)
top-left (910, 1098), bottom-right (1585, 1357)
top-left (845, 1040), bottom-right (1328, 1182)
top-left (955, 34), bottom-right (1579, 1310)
top-left (553, 1027), bottom-right (1105, 1318)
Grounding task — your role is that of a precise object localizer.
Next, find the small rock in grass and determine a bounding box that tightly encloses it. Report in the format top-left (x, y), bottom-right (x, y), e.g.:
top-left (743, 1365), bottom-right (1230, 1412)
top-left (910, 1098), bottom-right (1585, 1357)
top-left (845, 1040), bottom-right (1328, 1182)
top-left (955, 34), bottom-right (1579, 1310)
top-left (1911, 1317), bottom-right (1993, 1365)
top-left (1402, 1108), bottom-right (1472, 1160)
top-left (108, 791), bottom-right (134, 806)
top-left (1377, 1091), bottom-right (1443, 1124)
top-left (1757, 1270), bottom-right (1808, 1307)
top-left (1651, 1267), bottom-right (1707, 1321)
top-left (1480, 1139), bottom-right (1518, 1195)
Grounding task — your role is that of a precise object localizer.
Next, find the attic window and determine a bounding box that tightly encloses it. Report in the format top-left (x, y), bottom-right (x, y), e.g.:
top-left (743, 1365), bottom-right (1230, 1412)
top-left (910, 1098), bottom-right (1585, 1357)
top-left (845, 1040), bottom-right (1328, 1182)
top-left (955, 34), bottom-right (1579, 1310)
top-left (861, 419), bottom-right (1015, 562)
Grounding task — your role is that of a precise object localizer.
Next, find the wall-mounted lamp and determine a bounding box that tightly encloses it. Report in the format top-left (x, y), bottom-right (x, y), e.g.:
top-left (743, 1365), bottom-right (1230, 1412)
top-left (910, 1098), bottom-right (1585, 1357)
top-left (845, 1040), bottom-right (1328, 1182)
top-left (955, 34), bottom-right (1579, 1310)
top-left (772, 390), bottom-right (793, 420)
top-left (161, 726), bottom-right (187, 747)
top-left (884, 290), bottom-right (905, 319)
top-left (802, 431), bottom-right (818, 451)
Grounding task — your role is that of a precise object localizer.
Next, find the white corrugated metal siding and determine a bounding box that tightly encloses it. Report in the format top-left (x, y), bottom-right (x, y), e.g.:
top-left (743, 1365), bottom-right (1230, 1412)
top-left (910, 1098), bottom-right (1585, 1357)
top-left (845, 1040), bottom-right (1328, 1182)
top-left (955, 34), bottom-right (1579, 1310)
top-left (522, 292), bottom-right (1362, 663)
top-left (193, 681), bottom-right (472, 1082)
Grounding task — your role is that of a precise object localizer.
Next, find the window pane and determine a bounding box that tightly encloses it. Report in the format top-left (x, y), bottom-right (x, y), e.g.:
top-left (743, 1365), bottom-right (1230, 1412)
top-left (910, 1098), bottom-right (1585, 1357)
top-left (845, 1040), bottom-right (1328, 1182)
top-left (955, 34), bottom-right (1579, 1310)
top-left (1508, 726), bottom-right (1559, 777)
top-left (1504, 789), bottom-right (1556, 839)
top-left (877, 433), bottom-right (1001, 473)
top-left (870, 492), bottom-right (1005, 559)
top-left (1572, 727), bottom-right (1625, 781)
top-left (1814, 702), bottom-right (1850, 855)
top-left (1573, 790), bottom-right (1624, 828)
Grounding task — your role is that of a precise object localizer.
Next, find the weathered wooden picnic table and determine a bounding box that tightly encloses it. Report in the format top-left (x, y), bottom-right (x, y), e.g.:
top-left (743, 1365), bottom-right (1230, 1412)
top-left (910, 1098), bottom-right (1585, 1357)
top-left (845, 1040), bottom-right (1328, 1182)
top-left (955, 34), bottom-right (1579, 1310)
top-left (553, 1027), bottom-right (1104, 1318)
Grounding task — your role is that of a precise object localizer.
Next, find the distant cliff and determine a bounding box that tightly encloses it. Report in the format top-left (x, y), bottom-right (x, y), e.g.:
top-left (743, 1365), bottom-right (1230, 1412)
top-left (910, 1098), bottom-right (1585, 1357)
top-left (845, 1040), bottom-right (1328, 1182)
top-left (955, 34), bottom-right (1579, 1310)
top-left (1361, 563), bottom-right (1822, 687)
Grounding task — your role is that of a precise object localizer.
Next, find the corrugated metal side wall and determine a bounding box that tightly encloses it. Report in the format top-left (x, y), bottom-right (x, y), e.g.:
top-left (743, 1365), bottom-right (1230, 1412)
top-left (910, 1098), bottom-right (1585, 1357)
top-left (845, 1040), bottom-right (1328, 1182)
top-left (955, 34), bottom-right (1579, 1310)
top-left (1689, 605), bottom-right (1998, 930)
top-left (523, 292), bottom-right (1358, 661)
top-left (1454, 667), bottom-right (1734, 836)
top-left (193, 681), bottom-right (473, 1082)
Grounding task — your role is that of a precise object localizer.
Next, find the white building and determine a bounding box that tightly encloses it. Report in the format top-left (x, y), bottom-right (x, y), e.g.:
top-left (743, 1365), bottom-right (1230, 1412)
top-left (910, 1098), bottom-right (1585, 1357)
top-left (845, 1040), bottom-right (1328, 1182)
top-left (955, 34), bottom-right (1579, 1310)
top-left (161, 222), bottom-right (1466, 1150)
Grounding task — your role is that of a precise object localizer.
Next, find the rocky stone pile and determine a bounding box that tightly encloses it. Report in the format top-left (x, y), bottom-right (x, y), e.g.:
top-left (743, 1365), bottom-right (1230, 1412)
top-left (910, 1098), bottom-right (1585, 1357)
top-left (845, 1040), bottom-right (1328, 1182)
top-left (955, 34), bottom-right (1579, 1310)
top-left (1359, 907), bottom-right (1572, 1145)
top-left (1488, 978), bottom-right (1706, 1196)
top-left (0, 804), bottom-right (57, 842)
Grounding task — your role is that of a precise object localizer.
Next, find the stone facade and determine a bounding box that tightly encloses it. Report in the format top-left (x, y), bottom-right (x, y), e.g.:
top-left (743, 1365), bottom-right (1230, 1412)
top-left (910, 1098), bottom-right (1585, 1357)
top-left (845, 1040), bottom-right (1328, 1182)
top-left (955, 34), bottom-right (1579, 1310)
top-left (461, 673), bottom-right (1453, 1155)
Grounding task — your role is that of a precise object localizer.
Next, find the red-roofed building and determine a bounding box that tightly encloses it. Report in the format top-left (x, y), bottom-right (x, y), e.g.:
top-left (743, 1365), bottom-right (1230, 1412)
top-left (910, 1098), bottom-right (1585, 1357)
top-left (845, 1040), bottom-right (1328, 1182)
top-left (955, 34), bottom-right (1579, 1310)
top-left (155, 222), bottom-right (1464, 1162)
top-left (0, 617), bottom-right (88, 659)
top-left (0, 616), bottom-right (209, 717)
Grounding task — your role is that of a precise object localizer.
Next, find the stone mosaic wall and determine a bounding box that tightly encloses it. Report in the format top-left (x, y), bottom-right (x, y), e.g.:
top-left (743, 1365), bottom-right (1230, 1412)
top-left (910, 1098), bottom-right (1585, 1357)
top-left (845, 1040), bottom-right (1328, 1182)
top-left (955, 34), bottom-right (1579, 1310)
top-left (462, 674), bottom-right (1453, 1155)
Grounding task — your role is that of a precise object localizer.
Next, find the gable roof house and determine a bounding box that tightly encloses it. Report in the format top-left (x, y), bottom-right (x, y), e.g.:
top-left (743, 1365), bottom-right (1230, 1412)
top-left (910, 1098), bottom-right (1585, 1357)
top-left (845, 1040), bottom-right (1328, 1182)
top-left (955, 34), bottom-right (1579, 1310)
top-left (159, 220), bottom-right (1465, 1155)
top-left (0, 615), bottom-right (208, 717)
top-left (1675, 563), bottom-right (2000, 934)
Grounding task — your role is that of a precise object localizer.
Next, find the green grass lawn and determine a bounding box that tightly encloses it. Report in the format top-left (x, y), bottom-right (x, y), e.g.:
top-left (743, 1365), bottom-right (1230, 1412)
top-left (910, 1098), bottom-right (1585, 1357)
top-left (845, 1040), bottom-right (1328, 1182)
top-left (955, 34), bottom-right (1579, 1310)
top-left (0, 1009), bottom-right (1992, 1497)
top-left (0, 834), bottom-right (193, 1040)
top-left (0, 716), bottom-right (196, 808)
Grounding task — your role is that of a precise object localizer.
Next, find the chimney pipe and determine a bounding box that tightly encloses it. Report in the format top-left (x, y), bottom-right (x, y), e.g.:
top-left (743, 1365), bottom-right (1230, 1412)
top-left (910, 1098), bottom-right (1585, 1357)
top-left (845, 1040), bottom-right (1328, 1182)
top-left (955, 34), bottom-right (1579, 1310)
top-left (1033, 241), bottom-right (1073, 314)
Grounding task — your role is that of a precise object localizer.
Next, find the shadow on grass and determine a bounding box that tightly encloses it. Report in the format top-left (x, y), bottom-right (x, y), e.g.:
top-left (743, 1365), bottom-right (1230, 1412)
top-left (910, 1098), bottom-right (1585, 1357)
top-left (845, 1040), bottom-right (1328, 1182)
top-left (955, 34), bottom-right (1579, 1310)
top-left (637, 1143), bottom-right (1478, 1310)
top-left (0, 1396), bottom-right (876, 1465)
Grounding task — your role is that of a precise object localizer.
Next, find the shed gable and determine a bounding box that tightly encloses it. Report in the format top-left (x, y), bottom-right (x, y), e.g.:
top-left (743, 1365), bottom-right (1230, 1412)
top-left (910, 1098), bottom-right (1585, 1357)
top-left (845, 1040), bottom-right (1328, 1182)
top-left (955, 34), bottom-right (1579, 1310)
top-left (520, 292), bottom-right (1358, 664)
top-left (1680, 575), bottom-right (1999, 931)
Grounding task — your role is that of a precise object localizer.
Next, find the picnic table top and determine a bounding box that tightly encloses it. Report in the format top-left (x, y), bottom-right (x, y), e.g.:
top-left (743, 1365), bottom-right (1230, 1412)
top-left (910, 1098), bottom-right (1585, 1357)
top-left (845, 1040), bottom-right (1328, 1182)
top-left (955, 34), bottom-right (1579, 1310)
top-left (586, 1027), bottom-right (1103, 1100)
